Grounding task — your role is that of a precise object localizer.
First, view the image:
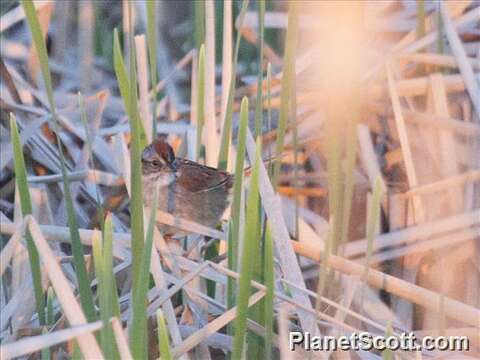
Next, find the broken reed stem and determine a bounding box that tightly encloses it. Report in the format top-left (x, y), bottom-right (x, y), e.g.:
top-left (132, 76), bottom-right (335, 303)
top-left (0, 321), bottom-right (103, 360)
top-left (292, 241), bottom-right (480, 327)
top-left (27, 216), bottom-right (104, 358)
top-left (402, 170), bottom-right (480, 199)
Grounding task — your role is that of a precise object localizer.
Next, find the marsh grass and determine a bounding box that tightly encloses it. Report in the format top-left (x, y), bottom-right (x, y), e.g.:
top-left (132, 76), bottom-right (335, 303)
top-left (2, 1), bottom-right (479, 359)
top-left (22, 0), bottom-right (96, 323)
top-left (231, 136), bottom-right (261, 360)
top-left (9, 114), bottom-right (45, 324)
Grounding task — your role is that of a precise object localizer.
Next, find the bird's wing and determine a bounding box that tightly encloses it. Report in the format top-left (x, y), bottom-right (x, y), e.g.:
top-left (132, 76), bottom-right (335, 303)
top-left (175, 159), bottom-right (234, 193)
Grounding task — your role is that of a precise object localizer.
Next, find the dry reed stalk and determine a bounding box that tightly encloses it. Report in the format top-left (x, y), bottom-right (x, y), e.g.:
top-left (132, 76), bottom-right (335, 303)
top-left (135, 35), bottom-right (153, 143)
top-left (345, 209), bottom-right (480, 257)
top-left (384, 137), bottom-right (472, 169)
top-left (292, 241), bottom-right (480, 328)
top-left (204, 0), bottom-right (219, 166)
top-left (11, 188), bottom-right (35, 332)
top-left (462, 99), bottom-right (472, 122)
top-left (357, 124), bottom-right (387, 209)
top-left (429, 73), bottom-right (463, 212)
top-left (208, 267), bottom-right (388, 359)
top-left (277, 186), bottom-right (327, 197)
top-left (370, 73), bottom-right (474, 98)
top-left (142, 208), bottom-right (186, 354)
top-left (0, 221), bottom-right (130, 255)
top-left (1, 277), bottom-right (36, 334)
top-left (171, 291), bottom-right (265, 358)
top-left (28, 169), bottom-right (122, 186)
top-left (399, 53), bottom-right (480, 70)
top-left (0, 218), bottom-right (27, 276)
top-left (0, 1), bottom-right (49, 32)
top-left (110, 317), bottom-right (134, 360)
top-left (440, 2), bottom-right (480, 120)
top-left (402, 109), bottom-right (480, 136)
top-left (244, 128), bottom-right (320, 336)
top-left (400, 5), bottom-right (478, 55)
top-left (122, 0), bottom-right (132, 68)
top-left (155, 210), bottom-right (226, 240)
top-left (146, 262), bottom-right (210, 313)
top-left (4, 208), bottom-right (477, 265)
top-left (280, 277), bottom-right (391, 335)
top-left (326, 275), bottom-right (359, 359)
top-left (27, 217), bottom-right (104, 358)
top-left (278, 304), bottom-right (294, 360)
top-left (386, 63), bottom-right (425, 222)
top-left (401, 170), bottom-right (480, 199)
top-left (363, 227), bottom-right (479, 264)
top-left (0, 321), bottom-right (103, 360)
top-left (263, 73), bottom-right (477, 110)
top-left (210, 261), bottom-right (388, 336)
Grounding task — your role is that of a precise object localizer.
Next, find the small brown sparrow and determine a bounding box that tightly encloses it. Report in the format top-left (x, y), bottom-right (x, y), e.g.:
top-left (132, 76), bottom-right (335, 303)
top-left (141, 139), bottom-right (234, 235)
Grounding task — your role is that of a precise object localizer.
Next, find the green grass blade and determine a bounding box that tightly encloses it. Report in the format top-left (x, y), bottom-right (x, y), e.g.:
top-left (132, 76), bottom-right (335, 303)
top-left (20, 0), bottom-right (54, 110)
top-left (248, 201), bottom-right (264, 357)
top-left (226, 220), bottom-right (235, 310)
top-left (291, 78), bottom-right (299, 240)
top-left (113, 27), bottom-right (146, 285)
top-left (196, 44), bottom-right (205, 160)
top-left (339, 103), bottom-right (360, 253)
top-left (326, 123), bottom-right (343, 256)
top-left (9, 114), bottom-right (45, 324)
top-left (114, 29), bottom-right (134, 120)
top-left (103, 214), bottom-right (120, 318)
top-left (46, 287), bottom-right (55, 325)
top-left (363, 176), bottom-right (384, 281)
top-left (217, 0), bottom-right (249, 170)
top-left (130, 187), bottom-right (158, 359)
top-left (382, 321), bottom-right (393, 360)
top-left (272, 1), bottom-right (299, 188)
top-left (232, 137), bottom-right (261, 360)
top-left (41, 287), bottom-right (55, 360)
top-left (113, 29), bottom-right (148, 150)
top-left (266, 62), bottom-right (273, 177)
top-left (93, 231), bottom-right (118, 359)
top-left (127, 2), bottom-right (146, 148)
top-left (146, 0), bottom-right (158, 139)
top-left (263, 225), bottom-right (274, 360)
top-left (228, 97), bottom-right (249, 303)
top-left (156, 309), bottom-right (173, 360)
top-left (40, 327), bottom-right (50, 360)
top-left (22, 0), bottom-right (96, 322)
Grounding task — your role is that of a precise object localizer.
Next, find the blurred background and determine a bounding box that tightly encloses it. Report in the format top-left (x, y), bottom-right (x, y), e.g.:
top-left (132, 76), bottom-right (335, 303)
top-left (1, 1), bottom-right (479, 359)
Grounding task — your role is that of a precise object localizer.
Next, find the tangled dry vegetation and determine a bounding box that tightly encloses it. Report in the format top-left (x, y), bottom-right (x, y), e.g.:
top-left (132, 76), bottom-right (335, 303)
top-left (0, 1), bottom-right (479, 359)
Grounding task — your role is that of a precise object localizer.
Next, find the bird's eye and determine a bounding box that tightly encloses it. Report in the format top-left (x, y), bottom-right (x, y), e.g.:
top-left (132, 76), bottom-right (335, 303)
top-left (152, 160), bottom-right (160, 167)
